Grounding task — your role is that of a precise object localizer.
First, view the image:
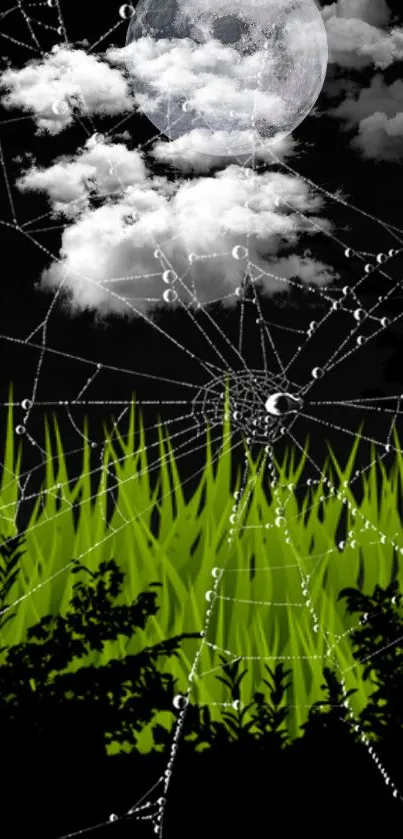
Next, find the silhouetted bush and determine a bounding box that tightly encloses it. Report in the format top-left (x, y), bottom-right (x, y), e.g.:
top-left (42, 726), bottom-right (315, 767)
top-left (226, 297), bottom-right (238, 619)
top-left (0, 553), bottom-right (201, 762)
top-left (338, 579), bottom-right (403, 768)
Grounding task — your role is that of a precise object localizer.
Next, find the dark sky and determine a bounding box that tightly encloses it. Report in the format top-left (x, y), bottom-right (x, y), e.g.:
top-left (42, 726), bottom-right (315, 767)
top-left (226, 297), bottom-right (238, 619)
top-left (1, 0), bottom-right (403, 528)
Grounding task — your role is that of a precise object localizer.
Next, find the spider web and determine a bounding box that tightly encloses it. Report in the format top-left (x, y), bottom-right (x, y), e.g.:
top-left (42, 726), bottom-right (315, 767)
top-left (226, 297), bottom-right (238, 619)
top-left (0, 2), bottom-right (403, 837)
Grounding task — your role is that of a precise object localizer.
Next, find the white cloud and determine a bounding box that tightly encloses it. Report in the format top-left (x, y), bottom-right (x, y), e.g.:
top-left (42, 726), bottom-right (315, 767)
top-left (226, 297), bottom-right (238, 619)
top-left (0, 45), bottom-right (134, 134)
top-left (150, 128), bottom-right (299, 174)
top-left (19, 142), bottom-right (337, 319)
top-left (330, 74), bottom-right (403, 125)
top-left (350, 112), bottom-right (403, 161)
top-left (323, 16), bottom-right (403, 69)
top-left (321, 0), bottom-right (403, 70)
top-left (107, 37), bottom-right (285, 130)
top-left (107, 28), bottom-right (325, 151)
top-left (329, 74), bottom-right (403, 160)
top-left (322, 0), bottom-right (391, 28)
top-left (17, 137), bottom-right (149, 216)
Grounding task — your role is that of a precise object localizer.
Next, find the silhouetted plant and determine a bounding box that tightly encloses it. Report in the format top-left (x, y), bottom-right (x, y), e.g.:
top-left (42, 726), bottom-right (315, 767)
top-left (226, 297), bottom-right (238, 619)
top-left (338, 579), bottom-right (403, 747)
top-left (173, 659), bottom-right (293, 755)
top-left (248, 663), bottom-right (292, 752)
top-left (299, 665), bottom-right (358, 742)
top-left (0, 557), bottom-right (201, 759)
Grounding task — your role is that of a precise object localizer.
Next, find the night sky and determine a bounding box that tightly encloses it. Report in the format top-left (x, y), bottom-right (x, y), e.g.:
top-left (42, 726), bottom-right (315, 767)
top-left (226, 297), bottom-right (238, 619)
top-left (1, 0), bottom-right (403, 529)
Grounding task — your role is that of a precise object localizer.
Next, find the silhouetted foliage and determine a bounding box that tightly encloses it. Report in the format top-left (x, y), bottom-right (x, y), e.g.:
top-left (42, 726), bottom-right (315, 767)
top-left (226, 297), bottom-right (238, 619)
top-left (300, 666), bottom-right (358, 740)
top-left (0, 557), bottom-right (201, 759)
top-left (248, 663), bottom-right (292, 751)
top-left (338, 579), bottom-right (403, 750)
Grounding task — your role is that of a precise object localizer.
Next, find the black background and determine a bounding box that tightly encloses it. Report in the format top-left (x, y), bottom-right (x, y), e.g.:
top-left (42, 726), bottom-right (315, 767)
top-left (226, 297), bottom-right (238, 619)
top-left (0, 0), bottom-right (403, 529)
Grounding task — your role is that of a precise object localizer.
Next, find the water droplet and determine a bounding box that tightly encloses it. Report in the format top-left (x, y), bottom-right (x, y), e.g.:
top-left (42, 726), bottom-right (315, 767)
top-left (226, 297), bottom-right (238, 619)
top-left (311, 367), bottom-right (324, 379)
top-left (162, 270), bottom-right (177, 284)
top-left (344, 248), bottom-right (353, 258)
top-left (57, 25), bottom-right (64, 36)
top-left (15, 425), bottom-right (26, 435)
top-left (119, 3), bottom-right (134, 18)
top-left (235, 287), bottom-right (244, 297)
top-left (353, 309), bottom-right (366, 321)
top-left (275, 516), bottom-right (285, 527)
top-left (356, 336), bottom-right (366, 346)
top-left (364, 264), bottom-right (373, 273)
top-left (47, 0), bottom-right (57, 6)
top-left (157, 797), bottom-right (167, 806)
top-left (389, 249), bottom-right (396, 258)
top-left (331, 301), bottom-right (341, 310)
top-left (232, 699), bottom-right (241, 710)
top-left (376, 253), bottom-right (387, 264)
top-left (154, 248), bottom-right (162, 259)
top-left (232, 245), bottom-right (248, 260)
top-left (21, 399), bottom-right (32, 410)
top-left (123, 212), bottom-right (137, 225)
top-left (188, 253), bottom-right (197, 264)
top-left (205, 591), bottom-right (216, 602)
top-left (52, 100), bottom-right (69, 116)
top-left (380, 317), bottom-right (390, 327)
top-left (173, 694), bottom-right (188, 710)
top-left (309, 321), bottom-right (317, 330)
top-left (163, 289), bottom-right (178, 304)
top-left (182, 101), bottom-right (191, 112)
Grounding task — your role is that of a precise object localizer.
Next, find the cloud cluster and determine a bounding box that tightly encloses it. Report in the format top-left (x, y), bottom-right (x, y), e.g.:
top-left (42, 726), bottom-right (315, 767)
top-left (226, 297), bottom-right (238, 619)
top-left (320, 1), bottom-right (403, 161)
top-left (323, 14), bottom-right (403, 70)
top-left (322, 0), bottom-right (391, 29)
top-left (0, 45), bottom-right (135, 134)
top-left (150, 129), bottom-right (299, 174)
top-left (108, 37), bottom-right (285, 130)
top-left (17, 136), bottom-right (149, 216)
top-left (17, 138), bottom-right (337, 319)
top-left (330, 74), bottom-right (403, 160)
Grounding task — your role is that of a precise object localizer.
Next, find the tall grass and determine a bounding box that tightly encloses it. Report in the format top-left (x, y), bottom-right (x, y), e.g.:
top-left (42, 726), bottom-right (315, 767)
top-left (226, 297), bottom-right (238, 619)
top-left (1, 383), bottom-right (402, 752)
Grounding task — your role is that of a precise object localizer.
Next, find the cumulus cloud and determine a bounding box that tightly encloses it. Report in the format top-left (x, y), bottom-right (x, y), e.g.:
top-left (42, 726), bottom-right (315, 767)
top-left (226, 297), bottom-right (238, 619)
top-left (150, 128), bottom-right (299, 174)
top-left (108, 37), bottom-right (285, 130)
top-left (321, 0), bottom-right (391, 29)
top-left (107, 25), bottom-right (325, 152)
top-left (323, 16), bottom-right (403, 69)
top-left (0, 45), bottom-right (135, 134)
top-left (17, 141), bottom-right (337, 318)
top-left (17, 136), bottom-right (149, 217)
top-left (320, 0), bottom-right (403, 70)
top-left (350, 111), bottom-right (403, 161)
top-left (329, 74), bottom-right (403, 160)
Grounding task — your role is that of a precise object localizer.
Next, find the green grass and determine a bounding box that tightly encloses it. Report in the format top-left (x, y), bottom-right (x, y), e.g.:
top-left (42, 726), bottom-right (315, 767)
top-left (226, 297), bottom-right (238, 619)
top-left (1, 382), bottom-right (403, 754)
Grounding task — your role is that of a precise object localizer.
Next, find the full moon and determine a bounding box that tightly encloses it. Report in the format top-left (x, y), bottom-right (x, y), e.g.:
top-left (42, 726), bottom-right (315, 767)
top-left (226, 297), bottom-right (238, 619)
top-left (125, 0), bottom-right (328, 156)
